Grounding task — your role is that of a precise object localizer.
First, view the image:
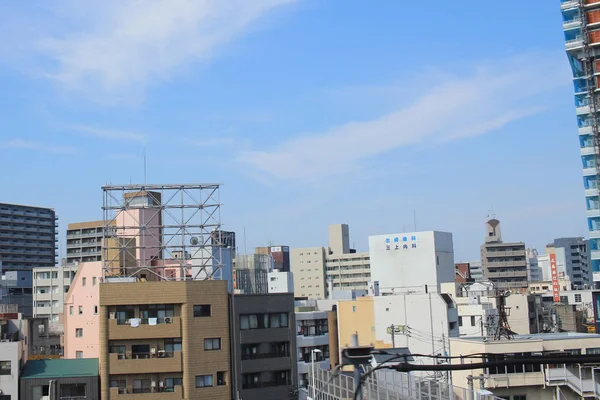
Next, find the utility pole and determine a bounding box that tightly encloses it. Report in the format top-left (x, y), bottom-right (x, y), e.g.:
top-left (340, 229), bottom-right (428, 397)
top-left (352, 333), bottom-right (363, 400)
top-left (389, 324), bottom-right (396, 348)
top-left (480, 317), bottom-right (484, 337)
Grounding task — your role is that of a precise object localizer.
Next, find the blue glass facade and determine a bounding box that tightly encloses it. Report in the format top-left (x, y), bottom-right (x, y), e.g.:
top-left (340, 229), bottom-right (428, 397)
top-left (563, 0), bottom-right (600, 283)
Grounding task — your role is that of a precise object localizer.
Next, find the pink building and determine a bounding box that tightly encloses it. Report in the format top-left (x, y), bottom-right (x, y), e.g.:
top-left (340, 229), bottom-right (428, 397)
top-left (63, 261), bottom-right (101, 359)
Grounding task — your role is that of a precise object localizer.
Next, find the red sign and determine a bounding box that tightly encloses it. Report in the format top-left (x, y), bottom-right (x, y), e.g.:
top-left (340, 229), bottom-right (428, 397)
top-left (550, 253), bottom-right (560, 303)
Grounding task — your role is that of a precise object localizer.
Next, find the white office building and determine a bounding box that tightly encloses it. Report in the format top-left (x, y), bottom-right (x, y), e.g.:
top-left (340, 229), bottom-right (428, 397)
top-left (268, 271), bottom-right (294, 293)
top-left (368, 231), bottom-right (455, 294)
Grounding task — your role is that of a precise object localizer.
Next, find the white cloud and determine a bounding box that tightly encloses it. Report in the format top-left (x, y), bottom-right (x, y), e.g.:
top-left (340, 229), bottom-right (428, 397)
top-left (0, 139), bottom-right (75, 154)
top-left (25, 0), bottom-right (297, 99)
top-left (68, 125), bottom-right (147, 143)
top-left (239, 54), bottom-right (569, 182)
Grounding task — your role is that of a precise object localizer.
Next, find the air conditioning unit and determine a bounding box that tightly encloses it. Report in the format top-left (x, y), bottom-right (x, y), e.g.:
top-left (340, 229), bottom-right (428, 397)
top-left (164, 317), bottom-right (172, 324)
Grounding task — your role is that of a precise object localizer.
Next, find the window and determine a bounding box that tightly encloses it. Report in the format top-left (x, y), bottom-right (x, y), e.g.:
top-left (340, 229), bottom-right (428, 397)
top-left (458, 317), bottom-right (463, 327)
top-left (239, 313), bottom-right (289, 330)
top-left (75, 328), bottom-right (83, 338)
top-left (352, 306), bottom-right (356, 312)
top-left (471, 316), bottom-right (476, 326)
top-left (82, 277), bottom-right (86, 286)
top-left (76, 351), bottom-right (83, 359)
top-left (165, 377), bottom-right (183, 389)
top-left (193, 304), bottom-right (211, 317)
top-left (92, 277), bottom-right (97, 286)
top-left (587, 348), bottom-right (600, 355)
top-left (38, 323), bottom-right (45, 335)
top-left (217, 371), bottom-right (226, 386)
top-left (513, 396), bottom-right (526, 400)
top-left (204, 338), bottom-right (221, 350)
top-left (196, 375), bottom-right (213, 388)
top-left (0, 361), bottom-right (10, 375)
top-left (165, 338), bottom-right (182, 353)
top-left (60, 383), bottom-right (86, 398)
top-left (575, 294), bottom-right (582, 302)
top-left (94, 306), bottom-right (98, 315)
top-left (78, 306), bottom-right (83, 315)
top-left (69, 306), bottom-right (73, 315)
top-left (64, 285), bottom-right (70, 293)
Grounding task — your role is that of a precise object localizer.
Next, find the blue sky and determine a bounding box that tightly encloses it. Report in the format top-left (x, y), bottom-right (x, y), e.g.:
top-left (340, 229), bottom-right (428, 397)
top-left (0, 0), bottom-right (586, 261)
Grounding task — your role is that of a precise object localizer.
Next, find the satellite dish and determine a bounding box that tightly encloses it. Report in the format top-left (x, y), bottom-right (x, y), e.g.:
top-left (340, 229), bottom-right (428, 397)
top-left (190, 237), bottom-right (199, 246)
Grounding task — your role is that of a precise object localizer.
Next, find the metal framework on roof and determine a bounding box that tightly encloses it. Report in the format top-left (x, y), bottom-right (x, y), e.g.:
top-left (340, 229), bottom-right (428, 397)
top-left (101, 184), bottom-right (223, 282)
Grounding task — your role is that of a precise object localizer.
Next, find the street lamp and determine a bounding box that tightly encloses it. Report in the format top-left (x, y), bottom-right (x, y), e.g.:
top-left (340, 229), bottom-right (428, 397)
top-left (311, 349), bottom-right (322, 400)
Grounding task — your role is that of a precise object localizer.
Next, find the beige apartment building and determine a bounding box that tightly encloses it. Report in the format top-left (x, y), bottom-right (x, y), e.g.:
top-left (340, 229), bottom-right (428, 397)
top-left (66, 220), bottom-right (114, 265)
top-left (481, 218), bottom-right (528, 289)
top-left (292, 224), bottom-right (370, 299)
top-left (99, 280), bottom-right (231, 400)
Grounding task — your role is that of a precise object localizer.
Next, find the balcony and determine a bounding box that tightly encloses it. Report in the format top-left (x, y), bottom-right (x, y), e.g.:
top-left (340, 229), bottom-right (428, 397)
top-left (591, 249), bottom-right (600, 259)
top-left (589, 229), bottom-right (600, 239)
top-left (108, 352), bottom-right (182, 374)
top-left (108, 317), bottom-right (181, 340)
top-left (242, 356), bottom-right (292, 374)
top-left (486, 371), bottom-right (544, 388)
top-left (577, 104), bottom-right (592, 115)
top-left (296, 333), bottom-right (329, 347)
top-left (562, 0), bottom-right (579, 10)
top-left (485, 260), bottom-right (526, 268)
top-left (580, 125), bottom-right (593, 135)
top-left (587, 208), bottom-right (600, 217)
top-left (109, 385), bottom-right (183, 399)
top-left (582, 146), bottom-right (596, 156)
top-left (564, 17), bottom-right (583, 30)
top-left (586, 187), bottom-right (599, 197)
top-left (583, 167), bottom-right (598, 176)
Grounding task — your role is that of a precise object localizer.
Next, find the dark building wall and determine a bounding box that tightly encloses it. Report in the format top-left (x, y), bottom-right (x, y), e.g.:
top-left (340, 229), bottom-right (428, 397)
top-left (554, 237), bottom-right (591, 289)
top-left (231, 293), bottom-right (297, 400)
top-left (20, 376), bottom-right (99, 400)
top-left (28, 318), bottom-right (61, 358)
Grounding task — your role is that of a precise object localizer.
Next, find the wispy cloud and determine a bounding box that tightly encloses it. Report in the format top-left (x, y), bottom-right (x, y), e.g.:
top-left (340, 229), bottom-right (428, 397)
top-left (0, 139), bottom-right (76, 154)
top-left (8, 0), bottom-right (299, 100)
top-left (188, 138), bottom-right (234, 147)
top-left (239, 54), bottom-right (568, 182)
top-left (68, 125), bottom-right (147, 143)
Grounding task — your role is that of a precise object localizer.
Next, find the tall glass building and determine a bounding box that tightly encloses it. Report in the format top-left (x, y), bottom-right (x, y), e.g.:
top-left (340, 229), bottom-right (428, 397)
top-left (562, 0), bottom-right (600, 285)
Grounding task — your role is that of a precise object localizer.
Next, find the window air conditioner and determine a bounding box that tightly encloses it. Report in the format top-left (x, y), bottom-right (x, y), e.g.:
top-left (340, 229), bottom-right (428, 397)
top-left (164, 317), bottom-right (172, 324)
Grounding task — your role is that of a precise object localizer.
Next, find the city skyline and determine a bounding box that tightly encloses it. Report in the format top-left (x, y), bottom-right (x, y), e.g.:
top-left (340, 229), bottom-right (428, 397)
top-left (0, 0), bottom-right (587, 261)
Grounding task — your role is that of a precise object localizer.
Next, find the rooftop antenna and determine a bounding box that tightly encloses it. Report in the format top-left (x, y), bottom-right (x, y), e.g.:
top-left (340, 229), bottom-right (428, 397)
top-left (413, 210), bottom-right (417, 232)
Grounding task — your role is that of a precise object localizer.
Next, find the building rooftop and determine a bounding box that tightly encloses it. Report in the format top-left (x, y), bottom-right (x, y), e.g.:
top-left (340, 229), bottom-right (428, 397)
top-left (21, 359), bottom-right (99, 380)
top-left (454, 332), bottom-right (600, 343)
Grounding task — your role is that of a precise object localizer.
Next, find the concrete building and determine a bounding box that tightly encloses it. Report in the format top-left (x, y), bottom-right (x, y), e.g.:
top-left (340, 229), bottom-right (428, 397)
top-left (268, 271), bottom-right (294, 294)
top-left (99, 280), bottom-right (231, 400)
top-left (451, 332), bottom-right (600, 399)
top-left (66, 220), bottom-right (109, 265)
top-left (481, 219), bottom-right (528, 289)
top-left (235, 254), bottom-right (272, 294)
top-left (63, 261), bottom-right (101, 360)
top-left (467, 260), bottom-right (483, 283)
top-left (291, 247), bottom-right (328, 299)
top-left (455, 263), bottom-right (472, 283)
top-left (0, 203), bottom-right (58, 316)
top-left (368, 231), bottom-right (455, 295)
top-left (295, 309), bottom-right (330, 391)
top-left (562, 1), bottom-right (600, 286)
top-left (0, 340), bottom-right (23, 399)
top-left (526, 248), bottom-right (543, 282)
top-left (28, 317), bottom-right (62, 359)
top-left (20, 358), bottom-right (99, 400)
top-left (231, 293), bottom-right (297, 400)
top-left (256, 246), bottom-right (290, 272)
top-left (32, 264), bottom-right (77, 323)
top-left (552, 237), bottom-right (591, 288)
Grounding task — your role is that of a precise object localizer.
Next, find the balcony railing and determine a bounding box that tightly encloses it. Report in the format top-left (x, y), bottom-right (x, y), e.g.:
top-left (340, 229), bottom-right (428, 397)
top-left (243, 380), bottom-right (291, 390)
top-left (116, 351), bottom-right (175, 360)
top-left (242, 351), bottom-right (289, 360)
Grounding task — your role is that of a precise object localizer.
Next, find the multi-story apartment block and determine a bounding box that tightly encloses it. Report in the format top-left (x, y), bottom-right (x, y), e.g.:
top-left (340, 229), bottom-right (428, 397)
top-left (562, 0), bottom-right (600, 286)
top-left (295, 309), bottom-right (330, 390)
top-left (292, 224), bottom-right (370, 299)
top-left (99, 280), bottom-right (232, 400)
top-left (552, 237), bottom-right (591, 288)
top-left (256, 245), bottom-right (290, 272)
top-left (0, 203), bottom-right (58, 316)
top-left (231, 293), bottom-right (297, 400)
top-left (66, 220), bottom-right (110, 265)
top-left (481, 219), bottom-right (528, 289)
top-left (33, 264), bottom-right (78, 322)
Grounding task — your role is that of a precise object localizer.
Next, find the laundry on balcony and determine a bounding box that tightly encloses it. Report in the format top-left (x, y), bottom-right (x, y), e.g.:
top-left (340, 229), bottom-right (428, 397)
top-left (130, 318), bottom-right (141, 328)
top-left (148, 318), bottom-right (158, 326)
